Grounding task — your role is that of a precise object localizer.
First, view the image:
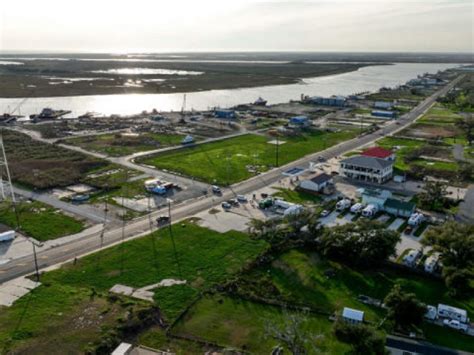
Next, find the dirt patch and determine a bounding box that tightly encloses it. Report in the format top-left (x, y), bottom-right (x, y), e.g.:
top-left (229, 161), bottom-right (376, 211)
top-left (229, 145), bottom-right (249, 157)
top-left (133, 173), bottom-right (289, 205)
top-left (401, 124), bottom-right (459, 139)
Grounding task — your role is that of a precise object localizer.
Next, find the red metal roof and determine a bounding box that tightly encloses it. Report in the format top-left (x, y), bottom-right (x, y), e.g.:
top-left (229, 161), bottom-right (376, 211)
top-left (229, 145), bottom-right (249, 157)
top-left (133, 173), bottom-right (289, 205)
top-left (361, 146), bottom-right (393, 159)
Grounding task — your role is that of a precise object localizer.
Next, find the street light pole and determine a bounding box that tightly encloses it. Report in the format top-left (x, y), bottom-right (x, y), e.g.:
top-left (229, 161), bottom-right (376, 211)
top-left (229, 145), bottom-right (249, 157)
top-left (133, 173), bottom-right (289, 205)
top-left (30, 239), bottom-right (41, 282)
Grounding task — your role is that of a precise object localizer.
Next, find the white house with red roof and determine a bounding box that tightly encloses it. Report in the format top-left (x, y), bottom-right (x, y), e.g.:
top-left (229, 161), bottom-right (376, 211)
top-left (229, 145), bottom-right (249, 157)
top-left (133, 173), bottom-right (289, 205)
top-left (340, 146), bottom-right (396, 184)
top-left (361, 146), bottom-right (395, 161)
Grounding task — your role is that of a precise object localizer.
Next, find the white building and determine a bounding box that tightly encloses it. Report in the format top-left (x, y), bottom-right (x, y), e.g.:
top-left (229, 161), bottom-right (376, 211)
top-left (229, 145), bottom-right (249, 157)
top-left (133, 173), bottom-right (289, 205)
top-left (340, 156), bottom-right (393, 184)
top-left (298, 173), bottom-right (333, 193)
top-left (342, 307), bottom-right (364, 324)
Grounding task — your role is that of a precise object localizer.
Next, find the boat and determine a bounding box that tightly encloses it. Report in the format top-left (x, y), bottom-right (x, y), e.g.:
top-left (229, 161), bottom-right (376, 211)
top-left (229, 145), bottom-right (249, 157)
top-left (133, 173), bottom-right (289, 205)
top-left (30, 107), bottom-right (72, 120)
top-left (253, 97), bottom-right (267, 106)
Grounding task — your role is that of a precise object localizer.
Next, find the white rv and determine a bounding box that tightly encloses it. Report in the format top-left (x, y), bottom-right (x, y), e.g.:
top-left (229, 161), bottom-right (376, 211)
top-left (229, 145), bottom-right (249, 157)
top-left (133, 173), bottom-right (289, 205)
top-left (437, 304), bottom-right (469, 323)
top-left (350, 203), bottom-right (364, 214)
top-left (424, 254), bottom-right (439, 273)
top-left (361, 204), bottom-right (378, 218)
top-left (408, 212), bottom-right (425, 226)
top-left (336, 199), bottom-right (351, 211)
top-left (403, 249), bottom-right (421, 267)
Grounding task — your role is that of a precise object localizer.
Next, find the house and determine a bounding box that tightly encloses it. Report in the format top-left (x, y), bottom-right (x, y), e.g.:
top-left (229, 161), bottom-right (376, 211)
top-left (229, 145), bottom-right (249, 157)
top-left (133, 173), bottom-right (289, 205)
top-left (358, 188), bottom-right (392, 209)
top-left (372, 110), bottom-right (396, 119)
top-left (290, 116), bottom-right (310, 127)
top-left (340, 156), bottom-right (394, 183)
top-left (383, 198), bottom-right (416, 218)
top-left (298, 173), bottom-right (333, 193)
top-left (361, 146), bottom-right (395, 161)
top-left (342, 307), bottom-right (364, 324)
top-left (373, 101), bottom-right (393, 110)
top-left (215, 109), bottom-right (236, 119)
top-left (437, 304), bottom-right (468, 323)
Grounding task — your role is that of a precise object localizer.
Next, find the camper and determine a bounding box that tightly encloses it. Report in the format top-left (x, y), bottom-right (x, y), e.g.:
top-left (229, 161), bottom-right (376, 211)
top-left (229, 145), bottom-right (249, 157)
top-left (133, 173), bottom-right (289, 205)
top-left (424, 254), bottom-right (439, 273)
top-left (361, 204), bottom-right (378, 218)
top-left (403, 249), bottom-right (421, 267)
top-left (437, 304), bottom-right (469, 323)
top-left (336, 199), bottom-right (351, 211)
top-left (350, 203), bottom-right (364, 214)
top-left (408, 212), bottom-right (425, 226)
top-left (0, 230), bottom-right (15, 242)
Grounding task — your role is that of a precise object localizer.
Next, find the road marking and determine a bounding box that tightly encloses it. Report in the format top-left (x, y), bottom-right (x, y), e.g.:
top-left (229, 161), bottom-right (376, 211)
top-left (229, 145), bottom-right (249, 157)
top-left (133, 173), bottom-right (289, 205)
top-left (40, 256), bottom-right (48, 260)
top-left (16, 263), bottom-right (26, 266)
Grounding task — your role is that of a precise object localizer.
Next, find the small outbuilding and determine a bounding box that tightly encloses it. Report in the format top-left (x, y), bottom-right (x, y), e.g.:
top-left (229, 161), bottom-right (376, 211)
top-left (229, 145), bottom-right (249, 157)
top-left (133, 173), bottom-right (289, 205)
top-left (290, 116), bottom-right (310, 127)
top-left (298, 173), bottom-right (333, 193)
top-left (342, 307), bottom-right (364, 324)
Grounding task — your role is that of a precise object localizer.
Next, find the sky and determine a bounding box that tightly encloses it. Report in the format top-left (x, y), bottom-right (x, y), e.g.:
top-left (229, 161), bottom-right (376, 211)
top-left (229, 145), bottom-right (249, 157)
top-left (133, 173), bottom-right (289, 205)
top-left (0, 0), bottom-right (472, 53)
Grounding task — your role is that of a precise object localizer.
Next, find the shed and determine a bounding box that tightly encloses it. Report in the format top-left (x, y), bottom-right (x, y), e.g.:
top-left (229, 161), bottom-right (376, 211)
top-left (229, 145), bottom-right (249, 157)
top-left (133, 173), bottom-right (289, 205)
top-left (383, 198), bottom-right (416, 218)
top-left (342, 307), bottom-right (364, 324)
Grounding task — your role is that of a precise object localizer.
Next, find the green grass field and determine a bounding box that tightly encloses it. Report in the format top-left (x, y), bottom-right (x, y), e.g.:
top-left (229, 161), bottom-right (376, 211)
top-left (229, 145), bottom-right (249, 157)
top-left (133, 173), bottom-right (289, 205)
top-left (238, 249), bottom-right (474, 352)
top-left (418, 104), bottom-right (463, 125)
top-left (377, 137), bottom-right (425, 171)
top-left (0, 222), bottom-right (268, 353)
top-left (272, 187), bottom-right (322, 205)
top-left (63, 132), bottom-right (185, 157)
top-left (173, 295), bottom-right (350, 354)
top-left (140, 131), bottom-right (357, 185)
top-left (0, 201), bottom-right (85, 241)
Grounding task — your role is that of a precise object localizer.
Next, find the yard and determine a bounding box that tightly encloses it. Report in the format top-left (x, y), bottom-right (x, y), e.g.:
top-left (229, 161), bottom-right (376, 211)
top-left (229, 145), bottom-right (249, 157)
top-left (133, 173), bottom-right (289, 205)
top-left (62, 132), bottom-right (185, 157)
top-left (235, 249), bottom-right (474, 352)
top-left (0, 222), bottom-right (268, 353)
top-left (139, 131), bottom-right (357, 185)
top-left (171, 295), bottom-right (350, 354)
top-left (418, 104), bottom-right (463, 124)
top-left (272, 187), bottom-right (322, 205)
top-left (0, 201), bottom-right (85, 241)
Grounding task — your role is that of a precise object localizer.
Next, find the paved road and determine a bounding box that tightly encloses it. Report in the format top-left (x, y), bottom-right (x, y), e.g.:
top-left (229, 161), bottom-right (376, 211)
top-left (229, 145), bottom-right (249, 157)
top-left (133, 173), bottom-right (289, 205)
top-left (0, 75), bottom-right (463, 284)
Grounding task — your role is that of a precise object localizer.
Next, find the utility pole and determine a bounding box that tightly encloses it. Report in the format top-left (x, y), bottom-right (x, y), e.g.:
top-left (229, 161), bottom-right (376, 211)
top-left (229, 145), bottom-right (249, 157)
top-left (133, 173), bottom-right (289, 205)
top-left (275, 134), bottom-right (279, 167)
top-left (167, 198), bottom-right (182, 278)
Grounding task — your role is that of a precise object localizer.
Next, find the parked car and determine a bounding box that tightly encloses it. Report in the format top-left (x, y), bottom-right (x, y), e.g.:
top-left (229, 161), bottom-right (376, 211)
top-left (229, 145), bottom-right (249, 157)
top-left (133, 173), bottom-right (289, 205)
top-left (221, 202), bottom-right (232, 210)
top-left (212, 185), bottom-right (222, 194)
top-left (156, 216), bottom-right (170, 225)
top-left (227, 199), bottom-right (239, 207)
top-left (443, 319), bottom-right (468, 332)
top-left (0, 230), bottom-right (15, 243)
top-left (320, 209), bottom-right (331, 217)
top-left (236, 195), bottom-right (248, 203)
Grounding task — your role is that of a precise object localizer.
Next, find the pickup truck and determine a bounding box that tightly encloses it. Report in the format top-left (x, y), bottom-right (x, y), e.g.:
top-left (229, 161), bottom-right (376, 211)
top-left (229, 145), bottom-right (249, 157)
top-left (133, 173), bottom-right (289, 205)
top-left (443, 319), bottom-right (469, 332)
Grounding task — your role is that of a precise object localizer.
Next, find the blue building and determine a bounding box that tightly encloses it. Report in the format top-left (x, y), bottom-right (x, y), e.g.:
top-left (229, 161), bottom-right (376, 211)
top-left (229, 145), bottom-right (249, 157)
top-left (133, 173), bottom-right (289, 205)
top-left (215, 110), bottom-right (236, 119)
top-left (372, 110), bottom-right (396, 119)
top-left (290, 116), bottom-right (309, 126)
top-left (308, 95), bottom-right (346, 107)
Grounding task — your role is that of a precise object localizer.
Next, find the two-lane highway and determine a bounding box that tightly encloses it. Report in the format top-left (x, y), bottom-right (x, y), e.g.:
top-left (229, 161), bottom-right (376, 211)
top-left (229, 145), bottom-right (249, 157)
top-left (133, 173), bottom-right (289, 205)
top-left (0, 75), bottom-right (463, 284)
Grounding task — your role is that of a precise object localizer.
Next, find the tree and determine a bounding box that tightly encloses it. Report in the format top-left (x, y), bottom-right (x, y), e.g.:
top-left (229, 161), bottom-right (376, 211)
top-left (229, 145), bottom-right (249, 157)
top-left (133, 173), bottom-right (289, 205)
top-left (384, 284), bottom-right (427, 331)
top-left (418, 181), bottom-right (448, 211)
top-left (333, 320), bottom-right (386, 355)
top-left (455, 115), bottom-right (474, 146)
top-left (318, 220), bottom-right (400, 267)
top-left (265, 311), bottom-right (323, 355)
top-left (423, 222), bottom-right (474, 296)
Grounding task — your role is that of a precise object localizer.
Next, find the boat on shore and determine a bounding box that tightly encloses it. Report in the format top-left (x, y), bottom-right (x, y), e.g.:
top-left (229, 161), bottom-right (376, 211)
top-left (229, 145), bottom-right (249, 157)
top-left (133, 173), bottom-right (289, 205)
top-left (30, 107), bottom-right (72, 120)
top-left (253, 97), bottom-right (267, 106)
